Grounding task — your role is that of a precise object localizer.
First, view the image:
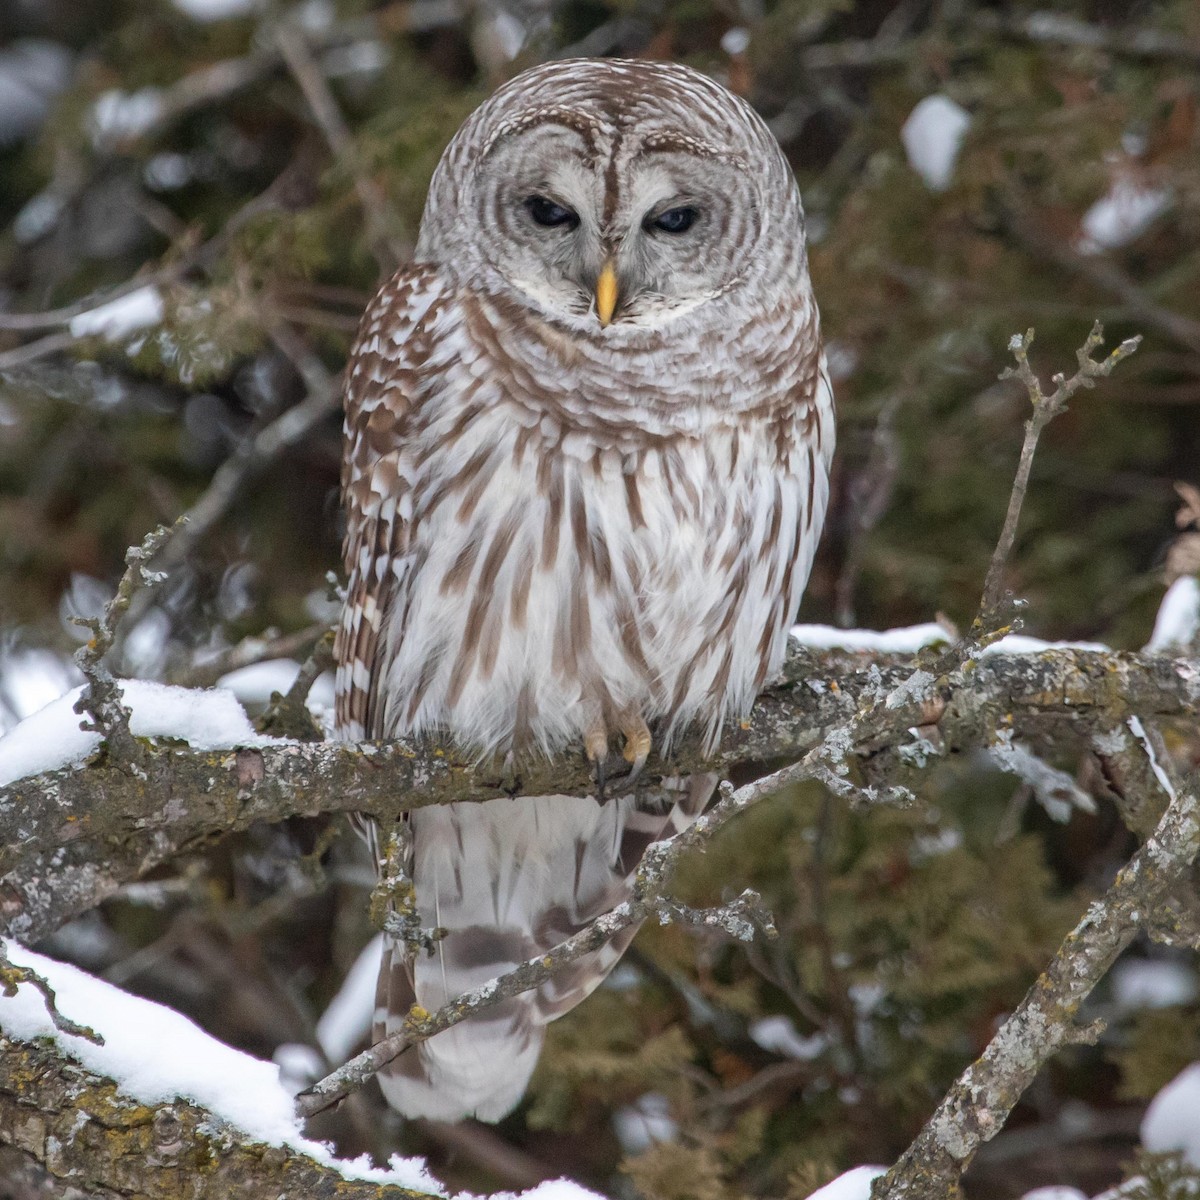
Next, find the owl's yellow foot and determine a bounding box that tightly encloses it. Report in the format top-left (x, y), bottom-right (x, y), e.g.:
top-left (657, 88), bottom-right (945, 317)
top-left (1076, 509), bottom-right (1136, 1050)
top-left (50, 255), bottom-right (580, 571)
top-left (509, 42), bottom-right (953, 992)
top-left (620, 712), bottom-right (652, 783)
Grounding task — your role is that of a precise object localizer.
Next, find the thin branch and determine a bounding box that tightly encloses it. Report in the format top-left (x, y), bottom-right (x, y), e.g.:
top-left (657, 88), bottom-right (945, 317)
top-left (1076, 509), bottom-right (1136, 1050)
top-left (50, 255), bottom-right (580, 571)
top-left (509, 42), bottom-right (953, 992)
top-left (144, 373), bottom-right (341, 581)
top-left (973, 9), bottom-right (1200, 67)
top-left (71, 523), bottom-right (177, 761)
top-left (0, 941), bottom-right (103, 1044)
top-left (1005, 210), bottom-right (1200, 357)
top-left (172, 621), bottom-right (329, 689)
top-left (259, 627), bottom-right (336, 740)
top-left (976, 322), bottom-right (1140, 630)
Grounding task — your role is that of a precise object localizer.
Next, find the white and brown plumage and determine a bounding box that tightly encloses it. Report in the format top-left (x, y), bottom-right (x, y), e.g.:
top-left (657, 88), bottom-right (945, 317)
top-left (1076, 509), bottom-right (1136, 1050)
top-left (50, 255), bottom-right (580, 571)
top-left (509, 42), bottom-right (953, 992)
top-left (334, 57), bottom-right (834, 1122)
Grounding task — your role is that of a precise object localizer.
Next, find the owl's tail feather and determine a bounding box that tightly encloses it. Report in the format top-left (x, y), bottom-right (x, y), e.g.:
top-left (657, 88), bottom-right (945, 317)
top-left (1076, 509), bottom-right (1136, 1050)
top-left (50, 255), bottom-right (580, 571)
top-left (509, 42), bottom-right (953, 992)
top-left (372, 777), bottom-right (713, 1123)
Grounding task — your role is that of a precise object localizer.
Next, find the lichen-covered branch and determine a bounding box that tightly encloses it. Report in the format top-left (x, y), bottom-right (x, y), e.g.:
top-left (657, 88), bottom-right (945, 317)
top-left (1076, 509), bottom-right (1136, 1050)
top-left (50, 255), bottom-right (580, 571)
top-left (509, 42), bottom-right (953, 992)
top-left (872, 743), bottom-right (1200, 1199)
top-left (0, 1037), bottom-right (434, 1200)
top-left (295, 640), bottom-right (1195, 1117)
top-left (3, 644), bottom-right (1196, 943)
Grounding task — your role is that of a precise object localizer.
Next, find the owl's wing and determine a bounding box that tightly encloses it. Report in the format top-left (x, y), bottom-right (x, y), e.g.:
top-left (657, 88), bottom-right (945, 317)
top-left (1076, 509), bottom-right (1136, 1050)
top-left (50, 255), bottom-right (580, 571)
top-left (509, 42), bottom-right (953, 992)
top-left (334, 264), bottom-right (446, 741)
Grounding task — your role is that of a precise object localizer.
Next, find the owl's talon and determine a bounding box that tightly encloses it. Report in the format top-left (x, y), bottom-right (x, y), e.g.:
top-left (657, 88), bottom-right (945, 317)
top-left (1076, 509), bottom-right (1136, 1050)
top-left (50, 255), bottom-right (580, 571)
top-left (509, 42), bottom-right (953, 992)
top-left (620, 714), bottom-right (652, 784)
top-left (584, 720), bottom-right (610, 800)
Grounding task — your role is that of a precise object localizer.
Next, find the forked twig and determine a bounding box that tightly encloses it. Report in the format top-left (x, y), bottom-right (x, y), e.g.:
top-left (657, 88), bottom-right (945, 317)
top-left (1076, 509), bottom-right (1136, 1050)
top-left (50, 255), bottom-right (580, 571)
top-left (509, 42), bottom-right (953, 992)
top-left (72, 522), bottom-right (179, 760)
top-left (975, 321), bottom-right (1141, 634)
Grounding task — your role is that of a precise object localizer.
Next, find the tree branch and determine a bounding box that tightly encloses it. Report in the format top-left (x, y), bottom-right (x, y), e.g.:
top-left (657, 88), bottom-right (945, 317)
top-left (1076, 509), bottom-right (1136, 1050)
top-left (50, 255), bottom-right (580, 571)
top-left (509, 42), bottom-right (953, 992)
top-left (976, 322), bottom-right (1141, 630)
top-left (3, 642), bottom-right (1196, 944)
top-left (873, 738), bottom-right (1199, 1197)
top-left (0, 1038), bottom-right (435, 1200)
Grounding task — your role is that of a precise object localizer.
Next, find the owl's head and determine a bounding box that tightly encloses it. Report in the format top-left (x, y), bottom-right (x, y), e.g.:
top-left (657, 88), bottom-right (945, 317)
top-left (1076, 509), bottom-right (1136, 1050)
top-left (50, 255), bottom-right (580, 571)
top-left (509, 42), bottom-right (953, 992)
top-left (417, 59), bottom-right (806, 334)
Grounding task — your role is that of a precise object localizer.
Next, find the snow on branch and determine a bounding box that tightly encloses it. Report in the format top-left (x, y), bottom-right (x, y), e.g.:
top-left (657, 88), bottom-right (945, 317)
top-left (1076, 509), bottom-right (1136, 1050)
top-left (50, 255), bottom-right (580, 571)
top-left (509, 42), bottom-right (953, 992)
top-left (0, 942), bottom-right (594, 1200)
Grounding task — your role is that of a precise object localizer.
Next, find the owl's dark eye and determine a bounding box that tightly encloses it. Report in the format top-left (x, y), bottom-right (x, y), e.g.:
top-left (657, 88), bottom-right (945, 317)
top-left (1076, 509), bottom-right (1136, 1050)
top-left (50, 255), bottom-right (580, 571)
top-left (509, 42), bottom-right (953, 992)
top-left (649, 206), bottom-right (699, 234)
top-left (525, 195), bottom-right (579, 229)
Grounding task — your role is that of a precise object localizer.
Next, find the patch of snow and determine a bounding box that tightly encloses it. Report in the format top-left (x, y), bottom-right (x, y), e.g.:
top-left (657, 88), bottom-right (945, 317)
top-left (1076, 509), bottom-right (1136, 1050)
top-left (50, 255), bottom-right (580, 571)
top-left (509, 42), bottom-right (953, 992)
top-left (612, 1092), bottom-right (677, 1154)
top-left (89, 88), bottom-right (164, 147)
top-left (69, 286), bottom-right (164, 343)
top-left (1142, 1062), bottom-right (1200, 1167)
top-left (0, 942), bottom-right (441, 1193)
top-left (0, 679), bottom-right (280, 787)
top-left (307, 669), bottom-right (336, 714)
top-left (980, 634), bottom-right (1111, 657)
top-left (1111, 959), bottom-right (1197, 1013)
top-left (218, 659), bottom-right (301, 705)
top-left (750, 1015), bottom-right (828, 1060)
top-left (721, 27), bottom-right (750, 56)
top-left (790, 623), bottom-right (951, 653)
top-left (316, 933), bottom-right (382, 1063)
top-left (1145, 576), bottom-right (1200, 653)
top-left (0, 648), bottom-right (78, 735)
top-left (144, 151), bottom-right (194, 191)
top-left (911, 827), bottom-right (964, 862)
top-left (274, 1042), bottom-right (326, 1094)
top-left (1078, 176), bottom-right (1170, 254)
top-left (825, 340), bottom-right (858, 381)
top-left (494, 11), bottom-right (529, 61)
top-left (172, 0), bottom-right (261, 20)
top-left (321, 40), bottom-right (390, 79)
top-left (59, 573), bottom-right (111, 637)
top-left (0, 40), bottom-right (73, 146)
top-left (849, 983), bottom-right (885, 1020)
top-left (122, 609), bottom-right (171, 679)
top-left (13, 190), bottom-right (65, 243)
top-left (900, 95), bottom-right (970, 192)
top-left (295, 0), bottom-right (335, 32)
top-left (1128, 715), bottom-right (1177, 802)
top-left (986, 735), bottom-right (1096, 822)
top-left (805, 1166), bottom-right (887, 1200)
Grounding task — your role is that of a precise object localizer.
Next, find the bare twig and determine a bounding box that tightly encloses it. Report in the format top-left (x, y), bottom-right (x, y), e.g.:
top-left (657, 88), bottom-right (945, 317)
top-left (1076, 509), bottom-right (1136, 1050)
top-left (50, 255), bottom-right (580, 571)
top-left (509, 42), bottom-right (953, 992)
top-left (144, 375), bottom-right (340, 581)
top-left (975, 322), bottom-right (1141, 631)
top-left (259, 627), bottom-right (336, 740)
top-left (172, 621), bottom-right (329, 689)
top-left (974, 9), bottom-right (1200, 67)
top-left (72, 523), bottom-right (178, 761)
top-left (0, 941), bottom-right (103, 1044)
top-left (1006, 211), bottom-right (1200, 357)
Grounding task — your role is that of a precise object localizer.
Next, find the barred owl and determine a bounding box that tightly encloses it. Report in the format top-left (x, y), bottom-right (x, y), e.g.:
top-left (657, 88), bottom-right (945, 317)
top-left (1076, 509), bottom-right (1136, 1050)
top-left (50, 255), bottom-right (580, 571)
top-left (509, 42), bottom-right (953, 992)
top-left (334, 57), bottom-right (833, 1123)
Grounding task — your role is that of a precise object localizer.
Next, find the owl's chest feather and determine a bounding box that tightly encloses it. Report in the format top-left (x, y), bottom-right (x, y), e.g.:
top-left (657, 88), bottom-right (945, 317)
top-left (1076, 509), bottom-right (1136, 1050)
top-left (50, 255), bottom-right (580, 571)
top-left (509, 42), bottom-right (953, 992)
top-left (375, 388), bottom-right (826, 755)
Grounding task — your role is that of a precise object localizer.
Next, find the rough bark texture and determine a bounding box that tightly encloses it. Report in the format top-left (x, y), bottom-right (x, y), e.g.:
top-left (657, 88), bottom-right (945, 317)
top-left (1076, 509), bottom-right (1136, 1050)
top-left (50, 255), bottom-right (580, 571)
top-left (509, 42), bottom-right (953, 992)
top-left (3, 645), bottom-right (1197, 942)
top-left (0, 1038), bottom-right (428, 1199)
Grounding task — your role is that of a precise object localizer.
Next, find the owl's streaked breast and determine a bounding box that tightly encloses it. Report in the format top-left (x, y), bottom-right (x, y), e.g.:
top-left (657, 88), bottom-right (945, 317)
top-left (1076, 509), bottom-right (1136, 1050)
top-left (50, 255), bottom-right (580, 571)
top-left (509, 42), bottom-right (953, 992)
top-left (364, 284), bottom-right (833, 756)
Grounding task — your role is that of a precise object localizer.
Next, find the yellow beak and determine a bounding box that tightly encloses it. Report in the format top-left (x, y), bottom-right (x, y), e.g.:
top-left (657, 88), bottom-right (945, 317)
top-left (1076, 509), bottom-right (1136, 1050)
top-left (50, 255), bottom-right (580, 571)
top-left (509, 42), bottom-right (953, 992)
top-left (595, 261), bottom-right (618, 327)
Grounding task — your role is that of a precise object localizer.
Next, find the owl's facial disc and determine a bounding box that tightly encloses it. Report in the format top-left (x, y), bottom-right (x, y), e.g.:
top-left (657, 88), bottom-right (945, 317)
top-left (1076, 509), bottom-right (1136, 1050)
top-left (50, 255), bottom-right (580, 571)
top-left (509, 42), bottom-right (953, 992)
top-left (472, 122), bottom-right (766, 331)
